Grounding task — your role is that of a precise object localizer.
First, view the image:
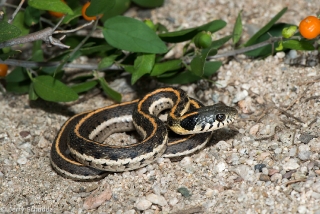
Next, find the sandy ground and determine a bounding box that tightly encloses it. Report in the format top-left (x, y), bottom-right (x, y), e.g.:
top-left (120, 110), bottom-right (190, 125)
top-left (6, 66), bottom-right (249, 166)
top-left (0, 0), bottom-right (320, 213)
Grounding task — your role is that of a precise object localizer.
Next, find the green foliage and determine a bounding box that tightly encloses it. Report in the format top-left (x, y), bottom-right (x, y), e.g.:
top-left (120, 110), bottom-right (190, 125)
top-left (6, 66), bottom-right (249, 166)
top-left (0, 3), bottom-right (317, 103)
top-left (103, 16), bottom-right (168, 54)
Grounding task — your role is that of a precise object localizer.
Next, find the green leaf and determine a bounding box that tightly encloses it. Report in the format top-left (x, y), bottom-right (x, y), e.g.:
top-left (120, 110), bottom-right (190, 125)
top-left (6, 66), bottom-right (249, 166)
top-left (29, 83), bottom-right (39, 100)
top-left (62, 6), bottom-right (82, 24)
top-left (71, 81), bottom-right (98, 94)
top-left (190, 48), bottom-right (214, 76)
top-left (98, 77), bottom-right (122, 102)
top-left (24, 6), bottom-right (41, 27)
top-left (98, 57), bottom-right (116, 70)
top-left (12, 11), bottom-right (29, 37)
top-left (150, 59), bottom-right (182, 76)
top-left (131, 0), bottom-right (164, 8)
top-left (86, 0), bottom-right (115, 16)
top-left (158, 70), bottom-right (201, 84)
top-left (6, 81), bottom-right (30, 94)
top-left (131, 53), bottom-right (155, 84)
top-left (233, 10), bottom-right (242, 45)
top-left (28, 0), bottom-right (73, 15)
top-left (5, 67), bottom-right (29, 83)
top-left (100, 0), bottom-right (131, 22)
top-left (103, 16), bottom-right (167, 53)
top-left (245, 7), bottom-right (287, 46)
top-left (159, 20), bottom-right (226, 43)
top-left (203, 35), bottom-right (232, 56)
top-left (33, 75), bottom-right (78, 102)
top-left (244, 23), bottom-right (291, 57)
top-left (282, 40), bottom-right (315, 50)
top-left (203, 61), bottom-right (222, 76)
top-left (0, 21), bottom-right (21, 42)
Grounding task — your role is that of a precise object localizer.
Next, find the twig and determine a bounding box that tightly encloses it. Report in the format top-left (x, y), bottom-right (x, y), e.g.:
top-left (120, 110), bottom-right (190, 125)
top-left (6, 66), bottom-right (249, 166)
top-left (0, 59), bottom-right (122, 71)
top-left (0, 17), bottom-right (93, 49)
top-left (207, 36), bottom-right (289, 59)
top-left (8, 0), bottom-right (24, 24)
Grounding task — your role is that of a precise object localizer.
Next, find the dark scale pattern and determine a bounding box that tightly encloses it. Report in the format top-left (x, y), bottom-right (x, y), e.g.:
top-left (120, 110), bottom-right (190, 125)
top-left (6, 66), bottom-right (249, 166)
top-left (180, 115), bottom-right (198, 131)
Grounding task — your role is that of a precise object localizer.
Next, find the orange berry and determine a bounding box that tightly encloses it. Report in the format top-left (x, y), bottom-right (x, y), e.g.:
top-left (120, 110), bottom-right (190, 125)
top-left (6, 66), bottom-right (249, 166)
top-left (0, 64), bottom-right (8, 77)
top-left (82, 2), bottom-right (102, 21)
top-left (48, 0), bottom-right (66, 18)
top-left (299, 16), bottom-right (320, 39)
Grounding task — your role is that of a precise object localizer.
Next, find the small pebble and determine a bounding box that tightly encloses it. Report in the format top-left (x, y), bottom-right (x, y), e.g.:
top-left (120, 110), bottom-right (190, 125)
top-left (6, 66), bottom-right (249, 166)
top-left (270, 173), bottom-right (282, 182)
top-left (215, 161), bottom-right (227, 173)
top-left (169, 197), bottom-right (178, 206)
top-left (283, 159), bottom-right (300, 171)
top-left (268, 168), bottom-right (279, 176)
top-left (135, 198), bottom-right (152, 211)
top-left (146, 193), bottom-right (168, 207)
top-left (283, 170), bottom-right (296, 179)
top-left (17, 156), bottom-right (27, 165)
top-left (254, 164), bottom-right (266, 172)
top-left (233, 90), bottom-right (248, 103)
top-left (259, 174), bottom-right (270, 182)
top-left (249, 124), bottom-right (261, 136)
top-left (177, 187), bottom-right (191, 198)
top-left (83, 187), bottom-right (112, 210)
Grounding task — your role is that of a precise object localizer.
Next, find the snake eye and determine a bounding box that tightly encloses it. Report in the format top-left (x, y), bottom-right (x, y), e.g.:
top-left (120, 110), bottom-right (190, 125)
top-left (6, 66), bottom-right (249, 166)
top-left (216, 114), bottom-right (226, 122)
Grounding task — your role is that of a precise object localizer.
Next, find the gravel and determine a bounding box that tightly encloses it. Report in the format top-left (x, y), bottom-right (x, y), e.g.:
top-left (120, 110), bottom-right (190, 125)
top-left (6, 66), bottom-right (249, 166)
top-left (1, 0), bottom-right (320, 213)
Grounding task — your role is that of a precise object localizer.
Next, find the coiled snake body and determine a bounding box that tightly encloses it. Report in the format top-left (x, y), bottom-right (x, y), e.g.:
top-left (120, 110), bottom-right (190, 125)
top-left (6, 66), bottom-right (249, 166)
top-left (50, 87), bottom-right (238, 180)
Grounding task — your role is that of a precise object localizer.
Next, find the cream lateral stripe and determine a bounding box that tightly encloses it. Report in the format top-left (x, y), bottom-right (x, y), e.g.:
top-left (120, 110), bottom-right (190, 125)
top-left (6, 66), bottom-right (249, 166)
top-left (70, 134), bottom-right (168, 166)
top-left (148, 97), bottom-right (174, 115)
top-left (163, 133), bottom-right (212, 158)
top-left (55, 113), bottom-right (88, 166)
top-left (73, 100), bottom-right (151, 148)
top-left (89, 115), bottom-right (132, 140)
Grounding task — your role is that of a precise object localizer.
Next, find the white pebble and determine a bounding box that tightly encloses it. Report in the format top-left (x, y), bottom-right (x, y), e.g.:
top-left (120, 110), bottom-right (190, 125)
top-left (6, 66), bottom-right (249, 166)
top-left (180, 157), bottom-right (193, 167)
top-left (215, 161), bottom-right (227, 173)
top-left (283, 159), bottom-right (300, 171)
top-left (135, 198), bottom-right (152, 211)
top-left (232, 90), bottom-right (248, 103)
top-left (169, 197), bottom-right (178, 206)
top-left (17, 156), bottom-right (27, 165)
top-left (276, 51), bottom-right (285, 58)
top-left (146, 193), bottom-right (168, 207)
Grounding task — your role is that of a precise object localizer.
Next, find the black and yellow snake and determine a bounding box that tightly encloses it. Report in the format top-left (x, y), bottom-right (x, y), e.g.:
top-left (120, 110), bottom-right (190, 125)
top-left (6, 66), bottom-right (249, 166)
top-left (50, 87), bottom-right (238, 180)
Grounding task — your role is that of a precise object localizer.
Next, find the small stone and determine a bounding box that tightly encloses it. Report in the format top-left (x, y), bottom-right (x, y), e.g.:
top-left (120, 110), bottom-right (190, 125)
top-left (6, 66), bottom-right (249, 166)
top-left (135, 198), bottom-right (152, 211)
top-left (123, 210), bottom-right (136, 214)
top-left (17, 156), bottom-right (27, 165)
top-left (83, 187), bottom-right (112, 210)
top-left (136, 167), bottom-right (147, 175)
top-left (298, 133), bottom-right (317, 144)
top-left (257, 152), bottom-right (271, 161)
top-left (232, 165), bottom-right (254, 181)
top-left (205, 188), bottom-right (214, 198)
top-left (289, 147), bottom-right (297, 157)
top-left (268, 168), bottom-right (279, 176)
top-left (298, 205), bottom-right (308, 214)
top-left (180, 157), bottom-right (193, 167)
top-left (19, 131), bottom-right (30, 138)
top-left (262, 167), bottom-right (269, 175)
top-left (177, 187), bottom-right (191, 198)
top-left (283, 170), bottom-right (296, 179)
top-left (169, 197), bottom-right (178, 206)
top-left (276, 52), bottom-right (285, 58)
top-left (298, 144), bottom-right (311, 161)
top-left (254, 164), bottom-right (266, 172)
top-left (259, 174), bottom-right (270, 181)
top-left (215, 161), bottom-right (227, 173)
top-left (270, 173), bottom-right (282, 182)
top-left (146, 193), bottom-right (168, 207)
top-left (233, 90), bottom-right (248, 103)
top-left (249, 124), bottom-right (261, 136)
top-left (283, 159), bottom-right (300, 171)
top-left (238, 99), bottom-right (252, 114)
